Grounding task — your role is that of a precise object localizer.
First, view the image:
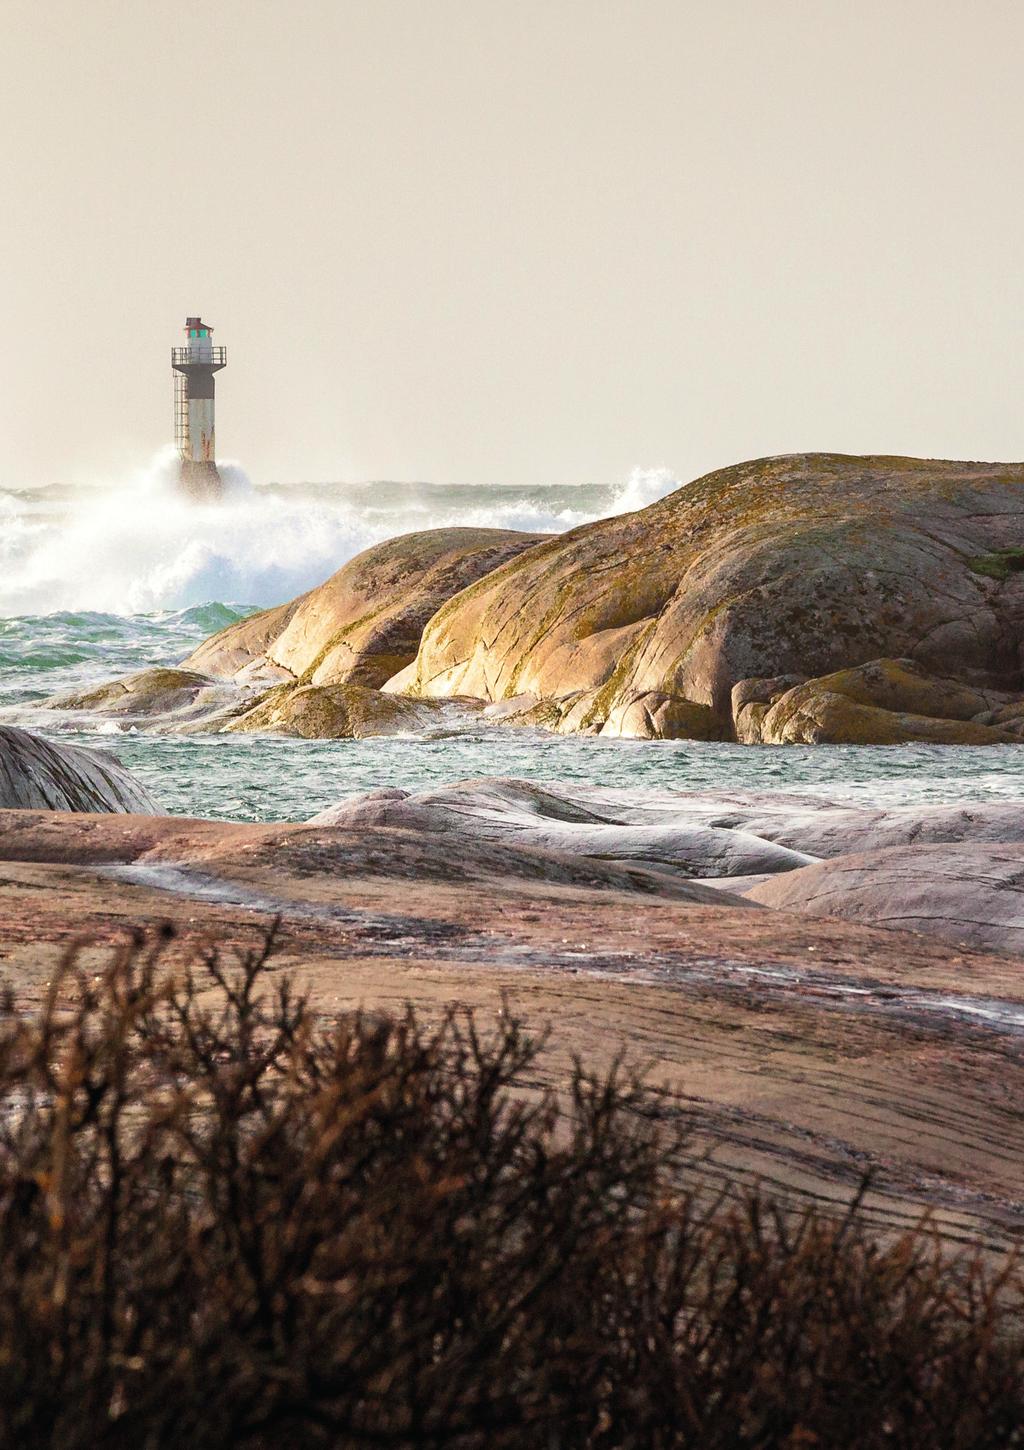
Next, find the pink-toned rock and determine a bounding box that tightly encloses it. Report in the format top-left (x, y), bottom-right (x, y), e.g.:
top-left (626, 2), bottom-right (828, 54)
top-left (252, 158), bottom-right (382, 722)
top-left (747, 842), bottom-right (1024, 953)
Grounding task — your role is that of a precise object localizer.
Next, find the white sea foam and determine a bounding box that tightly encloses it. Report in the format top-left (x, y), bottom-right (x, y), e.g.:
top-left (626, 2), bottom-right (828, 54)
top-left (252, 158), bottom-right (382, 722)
top-left (0, 454), bottom-right (682, 615)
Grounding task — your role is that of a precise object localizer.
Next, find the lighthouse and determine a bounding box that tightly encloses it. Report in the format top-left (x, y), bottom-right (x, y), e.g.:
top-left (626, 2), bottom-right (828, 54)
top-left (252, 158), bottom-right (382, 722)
top-left (171, 317), bottom-right (227, 498)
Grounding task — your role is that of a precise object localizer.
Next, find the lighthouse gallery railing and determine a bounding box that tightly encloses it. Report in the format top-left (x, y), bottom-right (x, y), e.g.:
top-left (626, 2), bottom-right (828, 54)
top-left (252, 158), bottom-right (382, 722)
top-left (171, 346), bottom-right (227, 368)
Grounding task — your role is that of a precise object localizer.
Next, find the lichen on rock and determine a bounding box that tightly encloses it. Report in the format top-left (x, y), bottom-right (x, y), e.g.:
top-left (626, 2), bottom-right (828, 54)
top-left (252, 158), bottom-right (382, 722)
top-left (397, 453), bottom-right (1024, 743)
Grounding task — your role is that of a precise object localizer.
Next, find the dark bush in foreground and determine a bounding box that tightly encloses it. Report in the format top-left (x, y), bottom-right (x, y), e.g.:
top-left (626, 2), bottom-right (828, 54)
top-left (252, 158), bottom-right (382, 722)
top-left (0, 929), bottom-right (1022, 1448)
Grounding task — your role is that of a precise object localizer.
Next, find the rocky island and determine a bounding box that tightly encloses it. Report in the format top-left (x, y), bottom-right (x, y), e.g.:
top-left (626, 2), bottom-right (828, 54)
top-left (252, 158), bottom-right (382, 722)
top-left (48, 453), bottom-right (1024, 745)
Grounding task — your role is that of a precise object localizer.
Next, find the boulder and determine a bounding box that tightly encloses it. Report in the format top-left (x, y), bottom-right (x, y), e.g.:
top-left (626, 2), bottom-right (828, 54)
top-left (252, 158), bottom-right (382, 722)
top-left (746, 842), bottom-right (1024, 954)
top-left (0, 726), bottom-right (162, 813)
top-left (731, 675), bottom-right (808, 742)
top-left (224, 682), bottom-right (475, 739)
top-left (48, 668), bottom-right (253, 730)
top-left (599, 692), bottom-right (725, 740)
top-left (743, 659), bottom-right (1018, 745)
top-left (801, 657), bottom-right (1006, 720)
top-left (184, 526), bottom-right (547, 688)
top-left (746, 669), bottom-right (1016, 746)
top-left (396, 454), bottom-right (1024, 738)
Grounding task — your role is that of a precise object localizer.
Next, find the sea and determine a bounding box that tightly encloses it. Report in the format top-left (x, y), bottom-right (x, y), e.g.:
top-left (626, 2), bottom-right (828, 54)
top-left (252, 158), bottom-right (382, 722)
top-left (3, 449), bottom-right (1024, 823)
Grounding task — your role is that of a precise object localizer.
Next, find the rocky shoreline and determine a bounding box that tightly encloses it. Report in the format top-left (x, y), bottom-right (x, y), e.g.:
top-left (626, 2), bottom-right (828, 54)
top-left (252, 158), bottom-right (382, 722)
top-left (3, 792), bottom-right (1024, 1253)
top-left (8, 721), bottom-right (1024, 956)
top-left (6, 712), bottom-right (1024, 1242)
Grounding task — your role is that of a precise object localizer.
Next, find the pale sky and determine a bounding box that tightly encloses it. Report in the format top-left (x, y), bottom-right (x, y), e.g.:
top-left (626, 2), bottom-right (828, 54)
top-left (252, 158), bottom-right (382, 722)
top-left (2, 0), bottom-right (1022, 488)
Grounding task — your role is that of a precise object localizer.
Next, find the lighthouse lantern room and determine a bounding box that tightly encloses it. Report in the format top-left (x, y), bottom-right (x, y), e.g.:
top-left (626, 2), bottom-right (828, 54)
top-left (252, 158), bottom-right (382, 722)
top-left (171, 317), bottom-right (227, 498)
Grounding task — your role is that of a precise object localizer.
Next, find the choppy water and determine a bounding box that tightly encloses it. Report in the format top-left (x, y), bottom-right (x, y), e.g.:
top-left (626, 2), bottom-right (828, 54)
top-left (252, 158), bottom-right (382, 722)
top-left (4, 454), bottom-right (1024, 822)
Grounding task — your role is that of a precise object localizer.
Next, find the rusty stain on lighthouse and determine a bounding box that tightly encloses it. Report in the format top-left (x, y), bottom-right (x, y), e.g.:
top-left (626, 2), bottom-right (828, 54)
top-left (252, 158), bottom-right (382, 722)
top-left (171, 317), bottom-right (227, 499)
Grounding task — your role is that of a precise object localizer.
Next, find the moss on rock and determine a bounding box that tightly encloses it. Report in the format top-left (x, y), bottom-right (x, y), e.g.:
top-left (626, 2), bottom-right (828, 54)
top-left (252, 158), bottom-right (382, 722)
top-left (52, 669), bottom-right (219, 718)
top-left (224, 683), bottom-right (461, 740)
top-left (968, 549), bottom-right (1024, 581)
top-left (755, 660), bottom-right (1020, 745)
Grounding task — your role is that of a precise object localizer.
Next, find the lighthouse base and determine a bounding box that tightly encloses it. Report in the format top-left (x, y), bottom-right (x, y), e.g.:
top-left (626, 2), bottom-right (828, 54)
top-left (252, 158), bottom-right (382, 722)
top-left (179, 458), bottom-right (222, 502)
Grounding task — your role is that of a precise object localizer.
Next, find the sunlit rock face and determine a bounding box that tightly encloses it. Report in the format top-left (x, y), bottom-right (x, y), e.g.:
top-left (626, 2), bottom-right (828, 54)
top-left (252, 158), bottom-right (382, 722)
top-left (733, 659), bottom-right (1023, 746)
top-left (183, 526), bottom-right (549, 689)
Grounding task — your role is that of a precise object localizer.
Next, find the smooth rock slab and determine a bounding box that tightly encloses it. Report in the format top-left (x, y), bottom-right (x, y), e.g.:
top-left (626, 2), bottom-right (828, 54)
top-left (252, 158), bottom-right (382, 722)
top-left (185, 526), bottom-right (547, 688)
top-left (312, 777), bottom-right (818, 878)
top-left (0, 726), bottom-right (162, 814)
top-left (712, 800), bottom-right (1024, 859)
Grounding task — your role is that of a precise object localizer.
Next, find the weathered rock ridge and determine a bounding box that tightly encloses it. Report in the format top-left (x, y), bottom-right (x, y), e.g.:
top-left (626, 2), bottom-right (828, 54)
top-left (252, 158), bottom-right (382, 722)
top-left (184, 525), bottom-right (547, 688)
top-left (42, 455), bottom-right (1024, 742)
top-left (0, 726), bottom-right (162, 813)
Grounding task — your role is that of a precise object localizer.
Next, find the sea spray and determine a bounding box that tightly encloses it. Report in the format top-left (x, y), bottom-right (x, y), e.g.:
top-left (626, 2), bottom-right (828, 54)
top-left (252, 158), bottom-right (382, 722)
top-left (0, 449), bottom-right (386, 615)
top-left (595, 466), bottom-right (680, 517)
top-left (0, 456), bottom-right (682, 616)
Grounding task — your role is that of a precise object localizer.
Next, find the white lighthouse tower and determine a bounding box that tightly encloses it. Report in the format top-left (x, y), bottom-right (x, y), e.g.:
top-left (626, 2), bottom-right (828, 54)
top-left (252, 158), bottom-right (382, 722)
top-left (171, 317), bottom-right (227, 498)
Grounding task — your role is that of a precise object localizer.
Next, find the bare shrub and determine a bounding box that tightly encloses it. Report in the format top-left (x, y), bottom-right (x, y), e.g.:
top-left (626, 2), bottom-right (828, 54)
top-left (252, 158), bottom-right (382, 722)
top-left (0, 927), bottom-right (1021, 1448)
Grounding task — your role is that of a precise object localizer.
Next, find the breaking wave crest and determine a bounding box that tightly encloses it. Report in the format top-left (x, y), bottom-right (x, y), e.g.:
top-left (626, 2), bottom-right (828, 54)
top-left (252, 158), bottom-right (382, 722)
top-left (0, 453), bottom-right (681, 615)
